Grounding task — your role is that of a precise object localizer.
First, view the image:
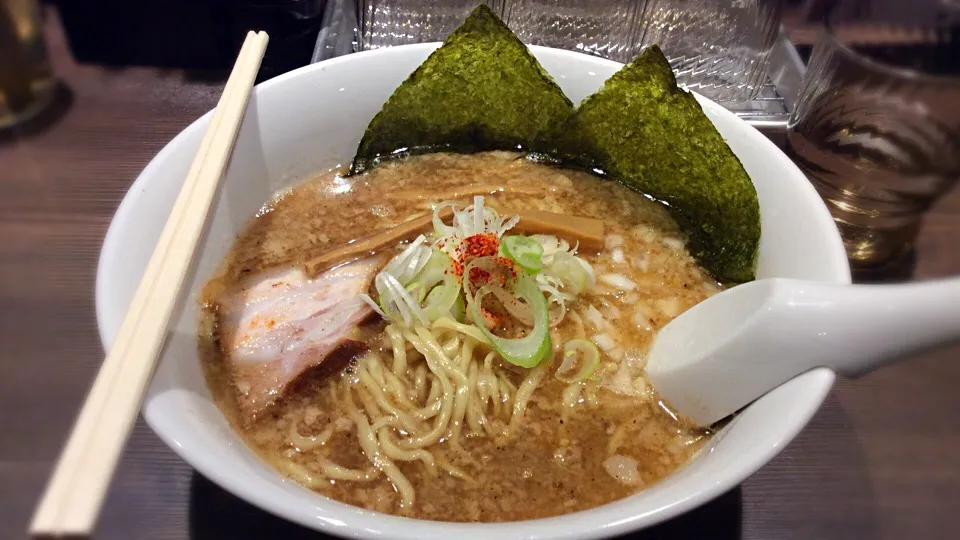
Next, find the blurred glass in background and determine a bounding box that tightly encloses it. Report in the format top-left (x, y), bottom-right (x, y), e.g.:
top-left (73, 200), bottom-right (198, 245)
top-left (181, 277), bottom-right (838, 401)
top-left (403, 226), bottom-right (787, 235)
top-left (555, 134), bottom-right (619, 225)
top-left (359, 0), bottom-right (493, 50)
top-left (0, 0), bottom-right (54, 130)
top-left (638, 0), bottom-right (783, 102)
top-left (357, 0), bottom-right (783, 103)
top-left (787, 1), bottom-right (960, 272)
top-left (502, 0), bottom-right (645, 62)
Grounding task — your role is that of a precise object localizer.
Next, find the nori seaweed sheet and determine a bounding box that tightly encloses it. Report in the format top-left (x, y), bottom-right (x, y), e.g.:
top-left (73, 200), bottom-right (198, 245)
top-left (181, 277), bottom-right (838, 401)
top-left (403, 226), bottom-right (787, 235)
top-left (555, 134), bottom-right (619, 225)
top-left (350, 5), bottom-right (574, 174)
top-left (542, 46), bottom-right (760, 282)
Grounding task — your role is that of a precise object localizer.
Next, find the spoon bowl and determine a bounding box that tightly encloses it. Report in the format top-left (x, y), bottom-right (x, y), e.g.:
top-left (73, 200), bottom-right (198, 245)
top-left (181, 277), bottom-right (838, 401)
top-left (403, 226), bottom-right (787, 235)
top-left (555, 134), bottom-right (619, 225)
top-left (647, 276), bottom-right (960, 426)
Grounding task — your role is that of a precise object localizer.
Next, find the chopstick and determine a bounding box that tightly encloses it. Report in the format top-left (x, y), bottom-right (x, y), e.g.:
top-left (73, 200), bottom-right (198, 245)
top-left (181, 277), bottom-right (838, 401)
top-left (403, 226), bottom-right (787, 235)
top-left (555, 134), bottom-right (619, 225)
top-left (29, 30), bottom-right (269, 539)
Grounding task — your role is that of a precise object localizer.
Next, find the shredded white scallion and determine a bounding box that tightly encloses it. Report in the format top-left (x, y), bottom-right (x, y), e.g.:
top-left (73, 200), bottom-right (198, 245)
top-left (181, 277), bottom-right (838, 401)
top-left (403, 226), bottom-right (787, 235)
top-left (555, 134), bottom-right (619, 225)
top-left (359, 293), bottom-right (387, 318)
top-left (375, 272), bottom-right (429, 327)
top-left (384, 235), bottom-right (431, 285)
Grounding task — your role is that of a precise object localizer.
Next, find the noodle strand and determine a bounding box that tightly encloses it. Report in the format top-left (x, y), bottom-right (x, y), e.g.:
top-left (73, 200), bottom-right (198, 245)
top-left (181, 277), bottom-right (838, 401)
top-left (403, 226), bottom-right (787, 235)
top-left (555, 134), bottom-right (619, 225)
top-left (346, 388), bottom-right (416, 508)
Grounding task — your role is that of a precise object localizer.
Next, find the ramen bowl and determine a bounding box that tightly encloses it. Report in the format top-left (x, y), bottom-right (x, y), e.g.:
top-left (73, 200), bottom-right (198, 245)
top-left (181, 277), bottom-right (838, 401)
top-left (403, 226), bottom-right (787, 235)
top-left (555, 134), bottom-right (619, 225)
top-left (96, 44), bottom-right (850, 539)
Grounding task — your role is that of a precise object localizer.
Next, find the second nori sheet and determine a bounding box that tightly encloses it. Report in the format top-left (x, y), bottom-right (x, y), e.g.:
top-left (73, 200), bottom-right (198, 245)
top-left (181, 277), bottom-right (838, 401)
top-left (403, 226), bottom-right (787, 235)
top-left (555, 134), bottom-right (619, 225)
top-left (542, 46), bottom-right (761, 282)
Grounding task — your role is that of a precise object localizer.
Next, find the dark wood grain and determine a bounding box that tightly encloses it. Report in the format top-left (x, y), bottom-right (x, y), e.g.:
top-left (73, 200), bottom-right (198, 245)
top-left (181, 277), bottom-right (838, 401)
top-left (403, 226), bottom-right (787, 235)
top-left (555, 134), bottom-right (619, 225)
top-left (2, 8), bottom-right (959, 540)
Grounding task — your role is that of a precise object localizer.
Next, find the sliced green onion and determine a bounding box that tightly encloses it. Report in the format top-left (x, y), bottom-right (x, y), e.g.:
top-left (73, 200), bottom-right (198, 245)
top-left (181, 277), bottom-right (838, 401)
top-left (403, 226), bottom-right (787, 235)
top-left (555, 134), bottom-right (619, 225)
top-left (422, 279), bottom-right (460, 322)
top-left (414, 250), bottom-right (462, 322)
top-left (500, 235), bottom-right (544, 274)
top-left (432, 201), bottom-right (457, 237)
top-left (423, 284), bottom-right (444, 305)
top-left (555, 339), bottom-right (601, 383)
top-left (469, 273), bottom-right (551, 368)
top-left (416, 249), bottom-right (454, 287)
top-left (489, 283), bottom-right (534, 326)
top-left (406, 281), bottom-right (427, 304)
top-left (451, 293), bottom-right (466, 322)
top-left (545, 252), bottom-right (591, 294)
top-left (462, 256), bottom-right (500, 304)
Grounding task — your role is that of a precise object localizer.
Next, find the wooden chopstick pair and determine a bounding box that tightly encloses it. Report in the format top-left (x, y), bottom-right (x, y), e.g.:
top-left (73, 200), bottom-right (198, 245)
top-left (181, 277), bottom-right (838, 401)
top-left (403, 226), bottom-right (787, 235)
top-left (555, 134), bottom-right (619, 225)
top-left (29, 30), bottom-right (269, 539)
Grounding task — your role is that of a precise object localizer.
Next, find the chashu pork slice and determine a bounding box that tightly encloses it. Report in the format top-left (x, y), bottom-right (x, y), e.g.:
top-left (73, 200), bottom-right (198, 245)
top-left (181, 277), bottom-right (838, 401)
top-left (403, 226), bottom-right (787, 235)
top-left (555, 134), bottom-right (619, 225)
top-left (215, 256), bottom-right (383, 420)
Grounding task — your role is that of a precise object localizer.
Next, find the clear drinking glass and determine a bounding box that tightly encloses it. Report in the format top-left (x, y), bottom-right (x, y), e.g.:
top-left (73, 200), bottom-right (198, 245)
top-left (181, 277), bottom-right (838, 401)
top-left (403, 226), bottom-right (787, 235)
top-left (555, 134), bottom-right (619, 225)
top-left (786, 15), bottom-right (960, 272)
top-left (0, 0), bottom-right (54, 130)
top-left (359, 0), bottom-right (501, 50)
top-left (502, 0), bottom-right (645, 62)
top-left (358, 0), bottom-right (646, 56)
top-left (636, 0), bottom-right (783, 103)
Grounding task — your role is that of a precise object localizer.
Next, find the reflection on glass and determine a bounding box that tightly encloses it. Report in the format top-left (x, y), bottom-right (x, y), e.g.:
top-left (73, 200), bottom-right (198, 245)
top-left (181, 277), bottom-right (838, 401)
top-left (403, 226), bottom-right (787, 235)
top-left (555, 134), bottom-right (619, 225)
top-left (359, 0), bottom-right (499, 50)
top-left (502, 0), bottom-right (644, 61)
top-left (636, 0), bottom-right (783, 103)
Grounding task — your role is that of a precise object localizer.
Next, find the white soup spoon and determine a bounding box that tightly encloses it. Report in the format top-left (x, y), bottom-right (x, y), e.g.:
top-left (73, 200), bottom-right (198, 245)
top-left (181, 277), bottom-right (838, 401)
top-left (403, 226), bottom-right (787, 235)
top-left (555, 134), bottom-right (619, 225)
top-left (645, 276), bottom-right (960, 426)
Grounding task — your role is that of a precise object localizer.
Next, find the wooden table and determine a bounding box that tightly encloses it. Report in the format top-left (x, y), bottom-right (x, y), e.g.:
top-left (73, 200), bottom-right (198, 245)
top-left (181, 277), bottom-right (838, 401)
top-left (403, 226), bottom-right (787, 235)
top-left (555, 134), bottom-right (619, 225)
top-left (2, 10), bottom-right (959, 540)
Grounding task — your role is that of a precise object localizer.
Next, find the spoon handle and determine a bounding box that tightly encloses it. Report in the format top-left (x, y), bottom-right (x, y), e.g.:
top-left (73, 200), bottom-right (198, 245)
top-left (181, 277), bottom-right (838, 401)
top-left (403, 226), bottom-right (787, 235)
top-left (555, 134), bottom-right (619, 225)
top-left (794, 277), bottom-right (960, 377)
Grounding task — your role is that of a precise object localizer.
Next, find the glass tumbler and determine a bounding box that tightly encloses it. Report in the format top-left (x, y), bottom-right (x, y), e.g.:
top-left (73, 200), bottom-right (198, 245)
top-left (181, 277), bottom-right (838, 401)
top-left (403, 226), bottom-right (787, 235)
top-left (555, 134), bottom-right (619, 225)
top-left (0, 0), bottom-right (54, 130)
top-left (786, 18), bottom-right (960, 272)
top-left (502, 0), bottom-right (645, 62)
top-left (359, 0), bottom-right (501, 50)
top-left (358, 0), bottom-right (647, 56)
top-left (636, 0), bottom-right (783, 103)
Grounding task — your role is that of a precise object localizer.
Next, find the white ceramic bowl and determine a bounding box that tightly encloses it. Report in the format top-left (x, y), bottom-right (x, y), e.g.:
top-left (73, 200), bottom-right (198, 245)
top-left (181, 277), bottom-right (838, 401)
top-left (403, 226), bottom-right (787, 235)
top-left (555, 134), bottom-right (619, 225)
top-left (96, 44), bottom-right (850, 539)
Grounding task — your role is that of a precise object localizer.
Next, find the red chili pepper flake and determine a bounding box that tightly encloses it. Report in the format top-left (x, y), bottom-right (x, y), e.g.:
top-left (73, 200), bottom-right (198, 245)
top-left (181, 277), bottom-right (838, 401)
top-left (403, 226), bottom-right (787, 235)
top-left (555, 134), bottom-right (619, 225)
top-left (463, 233), bottom-right (499, 259)
top-left (451, 233), bottom-right (501, 278)
top-left (481, 308), bottom-right (503, 327)
top-left (494, 256), bottom-right (517, 280)
top-left (469, 267), bottom-right (491, 284)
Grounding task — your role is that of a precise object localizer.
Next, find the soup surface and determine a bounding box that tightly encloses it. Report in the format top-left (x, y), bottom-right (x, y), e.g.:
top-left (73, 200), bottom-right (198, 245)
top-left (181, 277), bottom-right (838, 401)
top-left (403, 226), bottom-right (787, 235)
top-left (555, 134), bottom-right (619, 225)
top-left (200, 151), bottom-right (722, 522)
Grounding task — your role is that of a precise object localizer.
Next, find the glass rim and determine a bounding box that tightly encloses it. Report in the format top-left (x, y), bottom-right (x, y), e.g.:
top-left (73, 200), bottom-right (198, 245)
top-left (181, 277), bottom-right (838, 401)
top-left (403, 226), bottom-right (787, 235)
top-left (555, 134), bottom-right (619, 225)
top-left (823, 17), bottom-right (960, 87)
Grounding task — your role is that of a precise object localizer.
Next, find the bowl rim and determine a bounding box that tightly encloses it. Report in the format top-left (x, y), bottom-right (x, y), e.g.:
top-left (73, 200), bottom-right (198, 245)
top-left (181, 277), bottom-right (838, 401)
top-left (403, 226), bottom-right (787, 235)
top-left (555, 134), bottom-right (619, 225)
top-left (96, 43), bottom-right (850, 539)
